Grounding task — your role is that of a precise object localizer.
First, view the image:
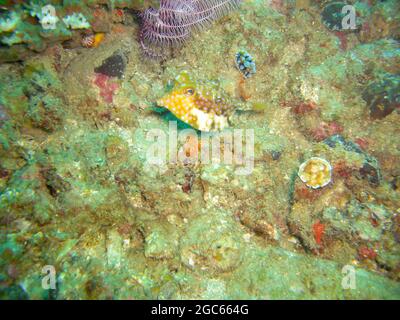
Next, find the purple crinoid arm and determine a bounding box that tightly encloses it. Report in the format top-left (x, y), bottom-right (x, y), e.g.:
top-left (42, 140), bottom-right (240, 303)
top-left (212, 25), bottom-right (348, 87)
top-left (139, 0), bottom-right (242, 57)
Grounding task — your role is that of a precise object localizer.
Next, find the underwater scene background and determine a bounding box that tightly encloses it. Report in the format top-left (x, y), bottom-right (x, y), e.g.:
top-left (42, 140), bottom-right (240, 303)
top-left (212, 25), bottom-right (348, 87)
top-left (0, 0), bottom-right (399, 299)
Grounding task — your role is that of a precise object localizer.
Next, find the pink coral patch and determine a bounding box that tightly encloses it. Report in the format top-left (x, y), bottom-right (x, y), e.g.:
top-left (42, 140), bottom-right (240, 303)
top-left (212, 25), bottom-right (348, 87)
top-left (334, 31), bottom-right (348, 51)
top-left (94, 73), bottom-right (119, 104)
top-left (311, 121), bottom-right (343, 142)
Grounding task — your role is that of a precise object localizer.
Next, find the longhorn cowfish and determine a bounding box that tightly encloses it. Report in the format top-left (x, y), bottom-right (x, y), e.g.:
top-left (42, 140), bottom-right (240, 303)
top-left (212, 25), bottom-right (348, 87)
top-left (157, 72), bottom-right (235, 132)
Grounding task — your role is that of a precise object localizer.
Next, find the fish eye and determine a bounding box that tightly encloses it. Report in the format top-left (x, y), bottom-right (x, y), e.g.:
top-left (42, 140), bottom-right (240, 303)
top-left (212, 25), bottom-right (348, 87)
top-left (185, 88), bottom-right (195, 96)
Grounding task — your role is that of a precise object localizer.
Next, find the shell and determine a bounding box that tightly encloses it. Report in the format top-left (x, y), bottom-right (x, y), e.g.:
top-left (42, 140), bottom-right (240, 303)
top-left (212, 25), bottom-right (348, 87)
top-left (298, 157), bottom-right (332, 189)
top-left (81, 33), bottom-right (105, 48)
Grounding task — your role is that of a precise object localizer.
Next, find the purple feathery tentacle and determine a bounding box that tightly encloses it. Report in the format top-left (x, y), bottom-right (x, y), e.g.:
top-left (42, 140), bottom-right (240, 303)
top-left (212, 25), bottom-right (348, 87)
top-left (139, 0), bottom-right (242, 58)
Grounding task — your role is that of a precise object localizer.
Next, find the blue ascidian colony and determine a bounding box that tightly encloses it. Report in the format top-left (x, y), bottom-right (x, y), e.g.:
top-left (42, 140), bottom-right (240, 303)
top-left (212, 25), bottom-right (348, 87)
top-left (235, 49), bottom-right (257, 78)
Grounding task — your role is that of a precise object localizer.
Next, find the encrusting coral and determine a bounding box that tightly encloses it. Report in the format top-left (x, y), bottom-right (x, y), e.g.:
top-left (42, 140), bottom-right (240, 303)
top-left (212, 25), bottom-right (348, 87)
top-left (0, 0), bottom-right (400, 300)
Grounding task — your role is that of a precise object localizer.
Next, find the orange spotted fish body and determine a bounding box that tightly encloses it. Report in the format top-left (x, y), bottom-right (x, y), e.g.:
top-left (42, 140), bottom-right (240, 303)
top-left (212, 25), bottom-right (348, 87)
top-left (157, 72), bottom-right (234, 132)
